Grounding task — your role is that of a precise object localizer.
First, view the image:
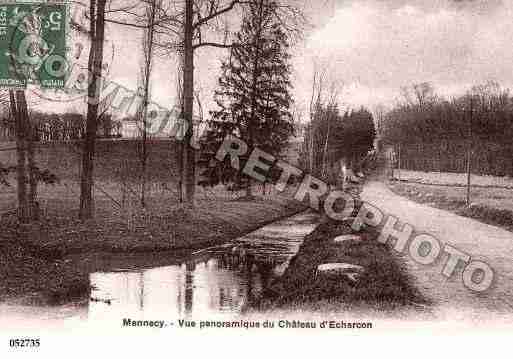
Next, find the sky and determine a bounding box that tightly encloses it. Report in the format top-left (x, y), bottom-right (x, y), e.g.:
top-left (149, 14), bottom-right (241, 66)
top-left (21, 0), bottom-right (513, 119)
top-left (293, 0), bottom-right (513, 113)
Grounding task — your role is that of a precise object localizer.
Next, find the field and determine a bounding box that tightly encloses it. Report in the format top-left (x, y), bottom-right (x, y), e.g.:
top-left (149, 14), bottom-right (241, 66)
top-left (1, 139), bottom-right (181, 184)
top-left (1, 139), bottom-right (180, 216)
top-left (395, 169), bottom-right (513, 189)
top-left (390, 170), bottom-right (513, 233)
top-left (393, 169), bottom-right (513, 212)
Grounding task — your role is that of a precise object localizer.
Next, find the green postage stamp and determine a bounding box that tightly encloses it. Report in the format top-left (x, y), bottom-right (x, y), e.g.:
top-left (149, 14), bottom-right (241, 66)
top-left (0, 1), bottom-right (68, 89)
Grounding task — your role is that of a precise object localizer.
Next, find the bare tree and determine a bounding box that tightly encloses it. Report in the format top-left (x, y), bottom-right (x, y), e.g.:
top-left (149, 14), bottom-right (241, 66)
top-left (138, 0), bottom-right (158, 208)
top-left (10, 90), bottom-right (29, 223)
top-left (401, 82), bottom-right (435, 108)
top-left (79, 0), bottom-right (108, 220)
top-left (170, 0), bottom-right (241, 205)
top-left (305, 59), bottom-right (341, 179)
top-left (7, 88), bottom-right (40, 223)
top-left (79, 0), bottom-right (160, 219)
top-left (175, 56), bottom-right (185, 203)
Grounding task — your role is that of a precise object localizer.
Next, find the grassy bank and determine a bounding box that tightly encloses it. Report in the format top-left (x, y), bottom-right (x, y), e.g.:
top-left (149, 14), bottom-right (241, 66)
top-left (257, 205), bottom-right (428, 312)
top-left (389, 180), bottom-right (513, 233)
top-left (254, 157), bottom-right (427, 313)
top-left (0, 184), bottom-right (305, 306)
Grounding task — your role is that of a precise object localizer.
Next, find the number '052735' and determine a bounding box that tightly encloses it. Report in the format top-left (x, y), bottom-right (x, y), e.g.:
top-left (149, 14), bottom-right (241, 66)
top-left (9, 338), bottom-right (40, 348)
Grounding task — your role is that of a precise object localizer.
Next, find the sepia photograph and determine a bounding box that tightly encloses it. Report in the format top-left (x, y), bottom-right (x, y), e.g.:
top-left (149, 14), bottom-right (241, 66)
top-left (0, 0), bottom-right (512, 356)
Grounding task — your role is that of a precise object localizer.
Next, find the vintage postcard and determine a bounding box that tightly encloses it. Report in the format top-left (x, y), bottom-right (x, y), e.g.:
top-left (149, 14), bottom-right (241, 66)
top-left (0, 0), bottom-right (512, 356)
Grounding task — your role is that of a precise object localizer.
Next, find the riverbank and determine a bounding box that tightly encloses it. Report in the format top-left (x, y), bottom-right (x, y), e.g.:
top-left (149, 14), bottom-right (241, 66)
top-left (0, 187), bottom-right (305, 306)
top-left (257, 202), bottom-right (429, 313)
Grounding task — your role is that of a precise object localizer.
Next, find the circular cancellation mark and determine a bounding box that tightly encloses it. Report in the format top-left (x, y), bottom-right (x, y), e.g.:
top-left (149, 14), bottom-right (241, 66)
top-left (4, 1), bottom-right (115, 103)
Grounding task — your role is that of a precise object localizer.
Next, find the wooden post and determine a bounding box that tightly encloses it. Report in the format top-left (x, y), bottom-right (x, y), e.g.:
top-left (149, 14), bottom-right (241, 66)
top-left (466, 96), bottom-right (473, 207)
top-left (398, 143), bottom-right (402, 181)
top-left (390, 147), bottom-right (394, 180)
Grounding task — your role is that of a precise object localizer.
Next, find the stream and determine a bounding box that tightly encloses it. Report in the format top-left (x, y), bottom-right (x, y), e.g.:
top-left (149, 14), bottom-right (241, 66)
top-left (88, 211), bottom-right (318, 320)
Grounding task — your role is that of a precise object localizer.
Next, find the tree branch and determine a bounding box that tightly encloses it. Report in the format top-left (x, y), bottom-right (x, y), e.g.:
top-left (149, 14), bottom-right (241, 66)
top-left (193, 0), bottom-right (239, 30)
top-left (193, 41), bottom-right (235, 50)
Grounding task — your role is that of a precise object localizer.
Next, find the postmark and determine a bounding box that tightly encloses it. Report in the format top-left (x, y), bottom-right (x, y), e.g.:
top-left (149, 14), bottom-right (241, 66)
top-left (0, 0), bottom-right (115, 100)
top-left (30, 0), bottom-right (116, 103)
top-left (0, 1), bottom-right (68, 89)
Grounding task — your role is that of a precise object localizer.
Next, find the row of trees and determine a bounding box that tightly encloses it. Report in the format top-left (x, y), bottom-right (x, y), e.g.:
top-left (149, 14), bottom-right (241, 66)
top-left (0, 112), bottom-right (120, 142)
top-left (381, 81), bottom-right (513, 145)
top-left (379, 81), bottom-right (513, 176)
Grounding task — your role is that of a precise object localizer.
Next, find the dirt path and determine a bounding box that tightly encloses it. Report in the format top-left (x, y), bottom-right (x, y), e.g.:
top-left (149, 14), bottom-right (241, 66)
top-left (361, 180), bottom-right (513, 323)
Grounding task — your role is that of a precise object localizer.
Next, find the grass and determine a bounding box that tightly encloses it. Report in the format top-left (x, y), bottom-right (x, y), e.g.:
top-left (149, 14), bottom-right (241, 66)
top-left (256, 203), bottom-right (428, 312)
top-left (254, 157), bottom-right (427, 313)
top-left (1, 138), bottom-right (303, 184)
top-left (389, 181), bottom-right (513, 233)
top-left (395, 169), bottom-right (513, 190)
top-left (0, 241), bottom-right (90, 307)
top-left (0, 139), bottom-right (181, 184)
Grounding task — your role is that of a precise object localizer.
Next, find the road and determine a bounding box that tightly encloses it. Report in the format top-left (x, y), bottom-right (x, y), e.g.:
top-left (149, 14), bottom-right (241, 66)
top-left (362, 180), bottom-right (513, 323)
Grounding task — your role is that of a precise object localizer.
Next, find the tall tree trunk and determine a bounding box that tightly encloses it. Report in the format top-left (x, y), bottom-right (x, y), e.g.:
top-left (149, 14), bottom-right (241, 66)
top-left (322, 118), bottom-right (330, 179)
top-left (176, 80), bottom-right (184, 204)
top-left (177, 139), bottom-right (184, 203)
top-left (80, 0), bottom-right (106, 220)
top-left (466, 97), bottom-right (473, 207)
top-left (11, 90), bottom-right (29, 223)
top-left (176, 49), bottom-right (185, 203)
top-left (140, 0), bottom-right (157, 209)
top-left (309, 127), bottom-right (314, 173)
top-left (183, 0), bottom-right (195, 204)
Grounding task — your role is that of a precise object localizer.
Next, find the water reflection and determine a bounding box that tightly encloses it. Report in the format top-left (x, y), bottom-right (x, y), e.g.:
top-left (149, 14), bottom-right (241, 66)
top-left (89, 212), bottom-right (318, 319)
top-left (90, 256), bottom-right (274, 318)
